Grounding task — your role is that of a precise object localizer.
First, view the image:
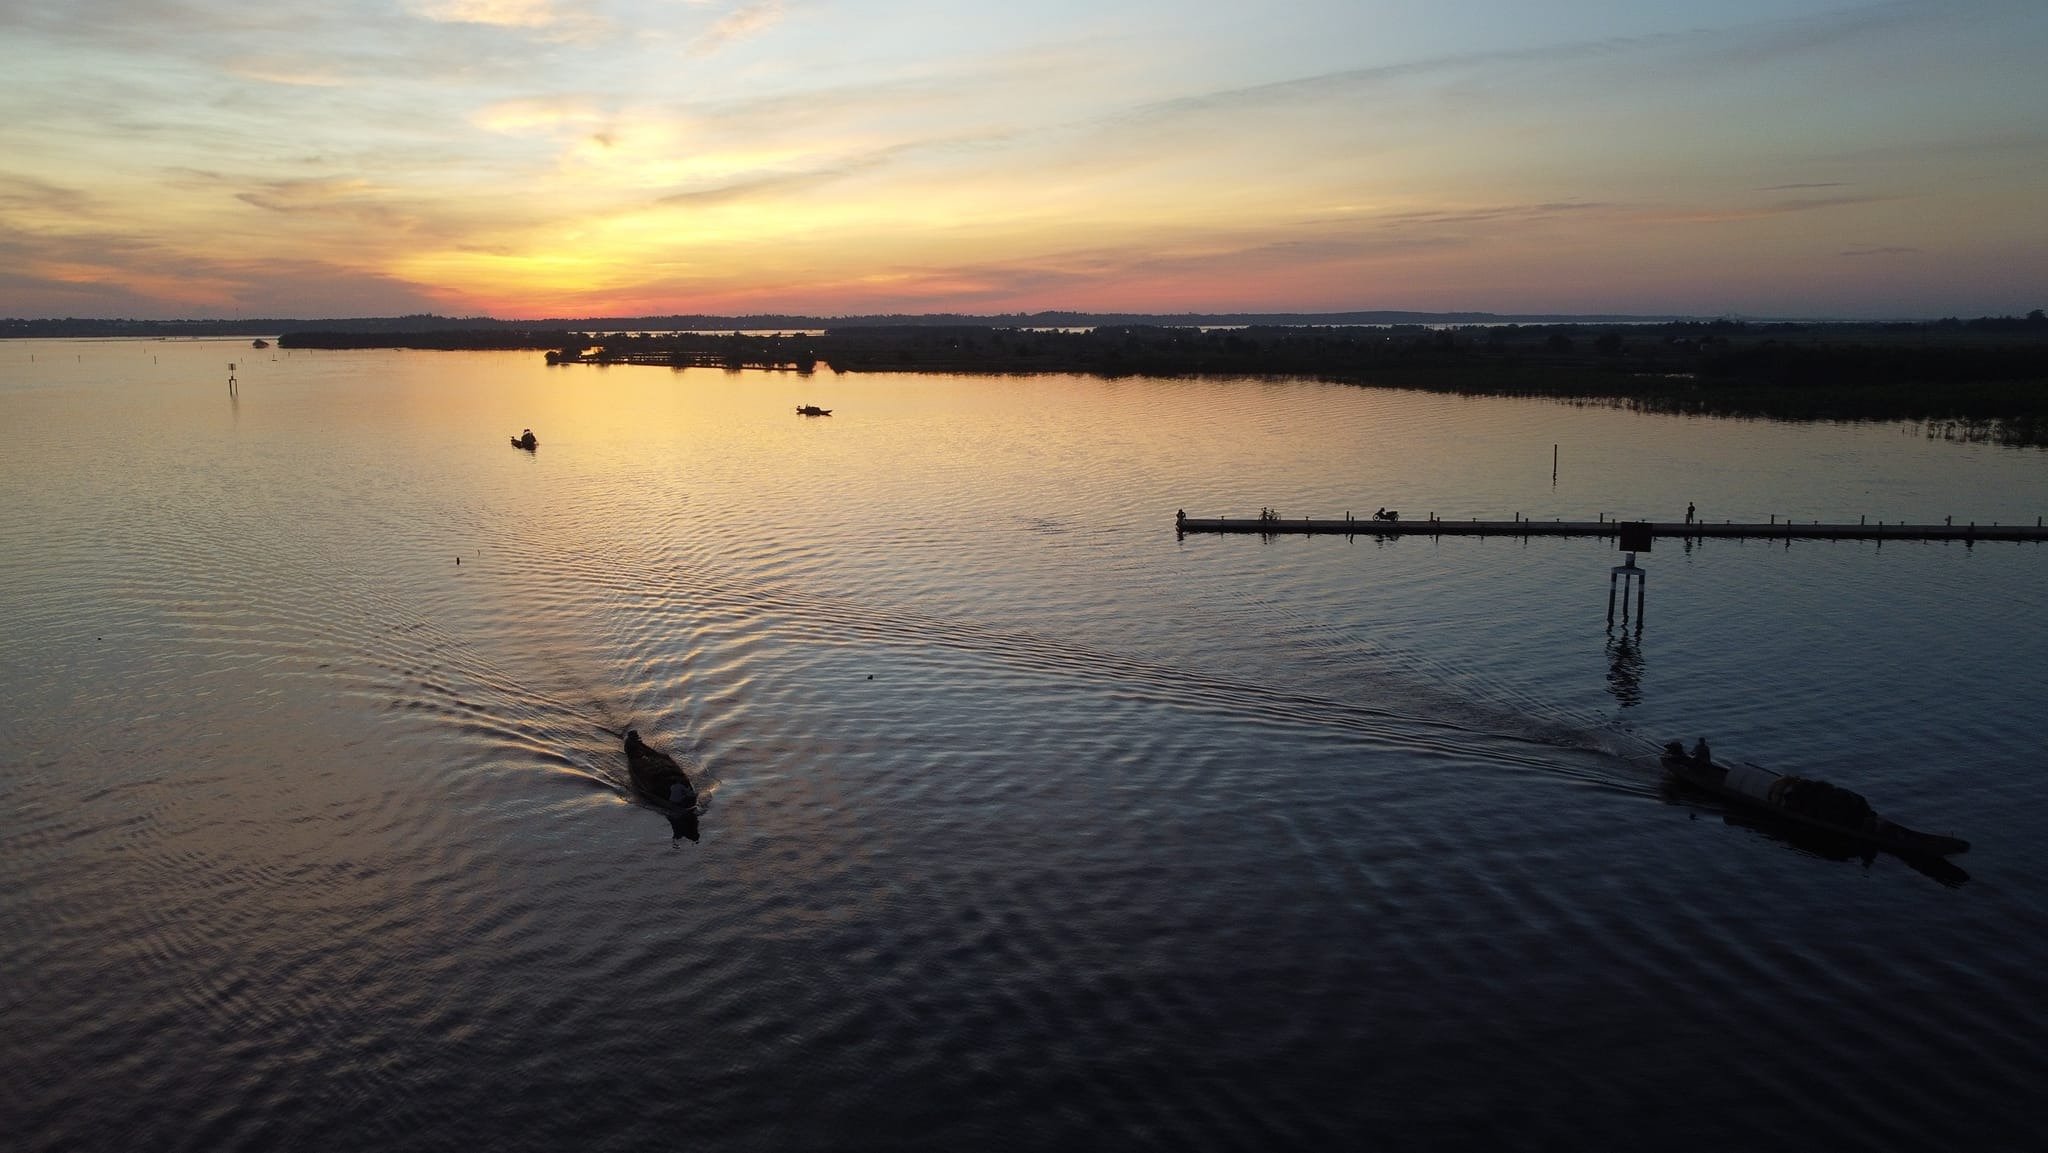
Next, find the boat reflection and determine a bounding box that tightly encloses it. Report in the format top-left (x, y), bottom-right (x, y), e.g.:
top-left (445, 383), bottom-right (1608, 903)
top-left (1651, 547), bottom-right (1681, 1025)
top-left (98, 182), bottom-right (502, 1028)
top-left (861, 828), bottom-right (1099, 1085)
top-left (1658, 778), bottom-right (1969, 888)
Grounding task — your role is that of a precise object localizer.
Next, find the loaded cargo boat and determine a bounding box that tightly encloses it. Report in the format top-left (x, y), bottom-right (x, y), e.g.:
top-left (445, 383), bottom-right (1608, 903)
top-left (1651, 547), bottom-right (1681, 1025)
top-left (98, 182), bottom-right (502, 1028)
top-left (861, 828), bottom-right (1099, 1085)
top-left (1661, 742), bottom-right (1968, 859)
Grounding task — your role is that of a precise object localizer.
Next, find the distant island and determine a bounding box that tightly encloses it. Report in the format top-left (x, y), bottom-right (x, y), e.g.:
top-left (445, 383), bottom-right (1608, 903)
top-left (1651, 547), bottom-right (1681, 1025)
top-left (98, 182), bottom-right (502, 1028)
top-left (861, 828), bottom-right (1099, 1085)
top-left (8, 310), bottom-right (2045, 446)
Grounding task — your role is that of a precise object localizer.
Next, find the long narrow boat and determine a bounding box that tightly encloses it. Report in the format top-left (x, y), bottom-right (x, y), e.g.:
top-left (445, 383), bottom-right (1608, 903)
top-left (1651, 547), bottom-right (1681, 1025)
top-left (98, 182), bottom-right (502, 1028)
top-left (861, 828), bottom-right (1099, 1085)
top-left (1661, 742), bottom-right (1968, 858)
top-left (625, 728), bottom-right (697, 811)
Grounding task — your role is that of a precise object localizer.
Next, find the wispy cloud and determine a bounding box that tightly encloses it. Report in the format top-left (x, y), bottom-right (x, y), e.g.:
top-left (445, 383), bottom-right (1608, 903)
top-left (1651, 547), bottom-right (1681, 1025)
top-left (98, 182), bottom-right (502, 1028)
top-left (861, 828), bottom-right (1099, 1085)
top-left (1104, 1), bottom-right (1945, 146)
top-left (474, 96), bottom-right (609, 135)
top-left (409, 0), bottom-right (562, 28)
top-left (655, 135), bottom-right (1003, 207)
top-left (1768, 195), bottom-right (1885, 213)
top-left (0, 175), bottom-right (104, 223)
top-left (403, 0), bottom-right (612, 43)
top-left (1372, 201), bottom-right (1616, 231)
top-left (658, 169), bottom-right (818, 207)
top-left (233, 178), bottom-right (423, 230)
top-left (1651, 194), bottom-right (1889, 224)
top-left (227, 62), bottom-right (353, 88)
top-left (688, 1), bottom-right (785, 58)
top-left (0, 225), bottom-right (446, 317)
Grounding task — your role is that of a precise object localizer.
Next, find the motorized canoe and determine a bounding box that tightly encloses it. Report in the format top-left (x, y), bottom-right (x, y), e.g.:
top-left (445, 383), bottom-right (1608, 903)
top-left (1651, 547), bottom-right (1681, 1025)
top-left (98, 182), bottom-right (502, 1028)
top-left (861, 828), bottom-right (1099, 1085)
top-left (1661, 743), bottom-right (1968, 858)
top-left (795, 405), bottom-right (832, 416)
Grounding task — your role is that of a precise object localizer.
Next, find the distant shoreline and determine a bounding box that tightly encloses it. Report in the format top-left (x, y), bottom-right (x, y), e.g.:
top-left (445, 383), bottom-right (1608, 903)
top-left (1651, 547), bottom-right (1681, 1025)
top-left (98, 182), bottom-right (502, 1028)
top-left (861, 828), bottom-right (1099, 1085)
top-left (10, 313), bottom-right (2044, 446)
top-left (0, 309), bottom-right (2000, 339)
top-left (264, 317), bottom-right (2048, 448)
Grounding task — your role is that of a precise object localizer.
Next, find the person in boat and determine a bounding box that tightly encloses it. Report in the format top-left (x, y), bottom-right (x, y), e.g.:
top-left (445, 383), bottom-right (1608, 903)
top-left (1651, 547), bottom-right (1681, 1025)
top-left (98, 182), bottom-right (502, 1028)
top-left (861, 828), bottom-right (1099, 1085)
top-left (1691, 736), bottom-right (1712, 765)
top-left (520, 429), bottom-right (536, 448)
top-left (625, 728), bottom-right (695, 806)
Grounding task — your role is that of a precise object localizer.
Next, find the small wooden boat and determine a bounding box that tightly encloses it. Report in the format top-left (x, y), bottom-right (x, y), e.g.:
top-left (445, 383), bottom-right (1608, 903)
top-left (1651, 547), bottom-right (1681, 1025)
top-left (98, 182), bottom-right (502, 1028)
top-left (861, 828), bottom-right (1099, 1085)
top-left (510, 430), bottom-right (537, 450)
top-left (1661, 742), bottom-right (1968, 858)
top-left (795, 404), bottom-right (832, 416)
top-left (625, 729), bottom-right (696, 810)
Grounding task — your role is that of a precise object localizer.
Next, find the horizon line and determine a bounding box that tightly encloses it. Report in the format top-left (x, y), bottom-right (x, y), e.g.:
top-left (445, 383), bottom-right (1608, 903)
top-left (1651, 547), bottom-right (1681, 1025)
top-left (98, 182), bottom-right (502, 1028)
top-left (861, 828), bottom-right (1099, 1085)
top-left (9, 307), bottom-right (2038, 329)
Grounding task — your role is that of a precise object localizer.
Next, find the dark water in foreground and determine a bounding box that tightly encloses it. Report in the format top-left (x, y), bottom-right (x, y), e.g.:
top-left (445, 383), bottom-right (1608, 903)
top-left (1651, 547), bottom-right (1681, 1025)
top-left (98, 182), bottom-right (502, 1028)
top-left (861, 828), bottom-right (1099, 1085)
top-left (5, 340), bottom-right (2048, 1151)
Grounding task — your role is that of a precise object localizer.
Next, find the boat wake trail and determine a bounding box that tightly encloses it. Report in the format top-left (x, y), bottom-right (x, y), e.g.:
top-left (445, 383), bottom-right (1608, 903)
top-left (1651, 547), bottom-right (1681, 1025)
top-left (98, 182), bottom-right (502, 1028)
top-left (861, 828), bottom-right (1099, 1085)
top-left (489, 521), bottom-right (1669, 802)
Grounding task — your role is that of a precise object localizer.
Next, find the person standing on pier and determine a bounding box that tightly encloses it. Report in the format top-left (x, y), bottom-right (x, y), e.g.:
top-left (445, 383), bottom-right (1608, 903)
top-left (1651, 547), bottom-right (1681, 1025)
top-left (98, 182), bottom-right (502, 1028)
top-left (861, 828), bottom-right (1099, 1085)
top-left (1686, 502), bottom-right (1696, 524)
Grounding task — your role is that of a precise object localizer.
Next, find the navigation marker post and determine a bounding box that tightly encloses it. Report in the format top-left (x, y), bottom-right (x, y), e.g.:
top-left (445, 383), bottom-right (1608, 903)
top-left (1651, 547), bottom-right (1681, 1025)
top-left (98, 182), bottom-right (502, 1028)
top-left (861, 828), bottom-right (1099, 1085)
top-left (1608, 521), bottom-right (1651, 629)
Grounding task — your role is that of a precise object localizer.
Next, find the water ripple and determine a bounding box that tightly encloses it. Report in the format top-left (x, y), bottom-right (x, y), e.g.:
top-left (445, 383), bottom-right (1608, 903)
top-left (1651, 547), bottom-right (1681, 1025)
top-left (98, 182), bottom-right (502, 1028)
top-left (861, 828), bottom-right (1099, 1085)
top-left (6, 346), bottom-right (2046, 1152)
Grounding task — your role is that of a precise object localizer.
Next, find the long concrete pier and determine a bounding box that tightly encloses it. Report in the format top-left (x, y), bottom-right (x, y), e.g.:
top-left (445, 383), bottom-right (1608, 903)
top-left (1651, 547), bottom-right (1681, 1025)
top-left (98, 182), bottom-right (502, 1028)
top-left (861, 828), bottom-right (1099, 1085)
top-left (1175, 515), bottom-right (2048, 543)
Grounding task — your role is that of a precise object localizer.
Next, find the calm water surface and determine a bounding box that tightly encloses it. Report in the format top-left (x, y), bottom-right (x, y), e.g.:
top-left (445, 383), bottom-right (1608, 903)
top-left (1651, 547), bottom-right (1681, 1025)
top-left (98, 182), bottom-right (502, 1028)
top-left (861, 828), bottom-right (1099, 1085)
top-left (5, 339), bottom-right (2047, 1151)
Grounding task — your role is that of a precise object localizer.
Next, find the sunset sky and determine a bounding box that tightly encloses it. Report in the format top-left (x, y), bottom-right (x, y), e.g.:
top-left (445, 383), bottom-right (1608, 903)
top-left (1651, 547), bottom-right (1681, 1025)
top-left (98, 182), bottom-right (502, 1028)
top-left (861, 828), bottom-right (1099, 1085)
top-left (2, 0), bottom-right (2043, 319)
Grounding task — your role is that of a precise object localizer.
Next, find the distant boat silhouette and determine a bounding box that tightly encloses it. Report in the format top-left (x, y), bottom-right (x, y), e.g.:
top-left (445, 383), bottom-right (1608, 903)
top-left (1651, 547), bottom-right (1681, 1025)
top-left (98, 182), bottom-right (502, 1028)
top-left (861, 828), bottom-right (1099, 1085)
top-left (251, 339), bottom-right (269, 349)
top-left (796, 404), bottom-right (832, 416)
